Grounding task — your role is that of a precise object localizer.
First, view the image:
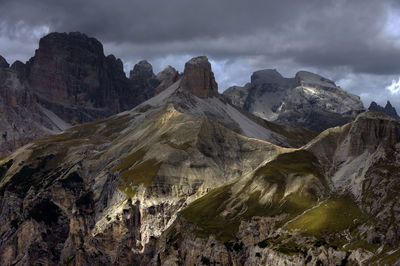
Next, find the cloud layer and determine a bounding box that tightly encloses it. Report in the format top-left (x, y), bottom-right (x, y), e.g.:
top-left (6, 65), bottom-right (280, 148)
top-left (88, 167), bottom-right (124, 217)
top-left (1, 0), bottom-right (399, 109)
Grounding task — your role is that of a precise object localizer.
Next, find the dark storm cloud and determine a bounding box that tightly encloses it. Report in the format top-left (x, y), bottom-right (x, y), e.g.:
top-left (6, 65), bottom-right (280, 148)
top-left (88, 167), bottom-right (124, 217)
top-left (0, 0), bottom-right (400, 109)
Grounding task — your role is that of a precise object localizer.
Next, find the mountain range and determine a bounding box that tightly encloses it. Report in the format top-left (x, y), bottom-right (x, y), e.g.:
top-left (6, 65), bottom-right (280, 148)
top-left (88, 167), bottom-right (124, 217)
top-left (0, 32), bottom-right (179, 156)
top-left (0, 33), bottom-right (400, 265)
top-left (223, 69), bottom-right (365, 132)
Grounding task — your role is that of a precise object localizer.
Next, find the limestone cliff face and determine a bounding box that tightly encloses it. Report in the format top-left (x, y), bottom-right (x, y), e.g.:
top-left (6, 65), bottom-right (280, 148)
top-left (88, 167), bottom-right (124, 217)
top-left (180, 56), bottom-right (218, 98)
top-left (0, 32), bottom-right (162, 155)
top-left (26, 32), bottom-right (150, 124)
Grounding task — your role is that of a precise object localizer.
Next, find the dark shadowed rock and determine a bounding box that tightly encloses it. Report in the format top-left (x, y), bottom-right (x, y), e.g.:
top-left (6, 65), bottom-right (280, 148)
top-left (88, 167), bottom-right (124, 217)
top-left (368, 101), bottom-right (400, 121)
top-left (10, 61), bottom-right (28, 81)
top-left (126, 60), bottom-right (160, 108)
top-left (0, 32), bottom-right (161, 155)
top-left (25, 32), bottom-right (157, 124)
top-left (180, 56), bottom-right (218, 98)
top-left (0, 56), bottom-right (9, 68)
top-left (129, 60), bottom-right (154, 80)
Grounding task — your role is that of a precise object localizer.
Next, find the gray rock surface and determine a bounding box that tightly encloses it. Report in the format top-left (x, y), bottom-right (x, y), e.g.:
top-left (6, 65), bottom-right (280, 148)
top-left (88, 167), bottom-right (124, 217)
top-left (224, 69), bottom-right (365, 132)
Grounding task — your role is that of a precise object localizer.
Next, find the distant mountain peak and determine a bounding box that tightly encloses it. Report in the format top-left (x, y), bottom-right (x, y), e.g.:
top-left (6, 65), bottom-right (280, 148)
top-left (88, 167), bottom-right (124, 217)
top-left (180, 56), bottom-right (218, 98)
top-left (0, 55), bottom-right (9, 68)
top-left (368, 100), bottom-right (400, 121)
top-left (129, 60), bottom-right (155, 80)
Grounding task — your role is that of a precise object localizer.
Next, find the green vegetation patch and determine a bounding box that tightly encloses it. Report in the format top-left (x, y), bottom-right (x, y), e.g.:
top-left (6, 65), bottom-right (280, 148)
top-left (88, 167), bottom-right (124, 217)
top-left (285, 196), bottom-right (364, 237)
top-left (255, 150), bottom-right (324, 186)
top-left (122, 159), bottom-right (161, 187)
top-left (181, 185), bottom-right (238, 242)
top-left (378, 249), bottom-right (400, 265)
top-left (114, 148), bottom-right (161, 199)
top-left (0, 154), bottom-right (61, 197)
top-left (113, 148), bottom-right (146, 172)
top-left (181, 151), bottom-right (325, 242)
top-left (274, 240), bottom-right (307, 256)
top-left (28, 199), bottom-right (61, 226)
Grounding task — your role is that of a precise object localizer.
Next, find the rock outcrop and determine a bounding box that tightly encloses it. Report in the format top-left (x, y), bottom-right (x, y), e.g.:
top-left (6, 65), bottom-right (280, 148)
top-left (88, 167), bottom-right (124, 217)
top-left (368, 100), bottom-right (400, 121)
top-left (126, 60), bottom-right (160, 108)
top-left (0, 32), bottom-right (163, 155)
top-left (26, 32), bottom-right (153, 124)
top-left (0, 56), bottom-right (9, 68)
top-left (155, 66), bottom-right (180, 94)
top-left (180, 56), bottom-right (218, 98)
top-left (223, 69), bottom-right (365, 132)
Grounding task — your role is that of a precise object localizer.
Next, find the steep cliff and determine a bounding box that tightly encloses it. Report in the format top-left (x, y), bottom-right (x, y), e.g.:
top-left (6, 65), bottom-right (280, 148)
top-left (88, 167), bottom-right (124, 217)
top-left (0, 32), bottom-right (163, 155)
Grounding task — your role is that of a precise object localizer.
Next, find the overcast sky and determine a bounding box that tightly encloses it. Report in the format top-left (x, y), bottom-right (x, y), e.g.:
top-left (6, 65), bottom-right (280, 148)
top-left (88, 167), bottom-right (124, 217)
top-left (1, 0), bottom-right (400, 110)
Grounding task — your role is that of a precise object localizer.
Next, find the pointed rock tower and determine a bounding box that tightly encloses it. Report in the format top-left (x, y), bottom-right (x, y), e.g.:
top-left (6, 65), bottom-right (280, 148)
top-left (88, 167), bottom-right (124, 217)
top-left (180, 56), bottom-right (218, 98)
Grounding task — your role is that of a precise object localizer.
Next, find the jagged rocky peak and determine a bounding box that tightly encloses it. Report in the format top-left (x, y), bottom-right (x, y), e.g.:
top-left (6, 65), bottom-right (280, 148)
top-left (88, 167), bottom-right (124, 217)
top-left (129, 60), bottom-right (155, 80)
top-left (156, 65), bottom-right (178, 81)
top-left (0, 55), bottom-right (9, 68)
top-left (223, 68), bottom-right (364, 132)
top-left (368, 100), bottom-right (400, 121)
top-left (155, 65), bottom-right (180, 94)
top-left (180, 56), bottom-right (218, 98)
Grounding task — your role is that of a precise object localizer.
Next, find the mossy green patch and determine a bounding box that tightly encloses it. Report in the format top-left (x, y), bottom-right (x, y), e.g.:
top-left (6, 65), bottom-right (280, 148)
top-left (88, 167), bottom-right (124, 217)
top-left (181, 185), bottom-right (238, 242)
top-left (181, 150), bottom-right (324, 242)
top-left (254, 150), bottom-right (324, 187)
top-left (285, 196), bottom-right (364, 237)
top-left (113, 148), bottom-right (146, 173)
top-left (114, 148), bottom-right (161, 199)
top-left (120, 158), bottom-right (161, 187)
top-left (0, 154), bottom-right (62, 197)
top-left (378, 249), bottom-right (400, 265)
top-left (274, 240), bottom-right (307, 256)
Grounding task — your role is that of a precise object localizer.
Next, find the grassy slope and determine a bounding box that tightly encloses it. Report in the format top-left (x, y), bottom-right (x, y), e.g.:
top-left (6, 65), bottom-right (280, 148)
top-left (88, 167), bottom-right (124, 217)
top-left (181, 150), bottom-right (326, 242)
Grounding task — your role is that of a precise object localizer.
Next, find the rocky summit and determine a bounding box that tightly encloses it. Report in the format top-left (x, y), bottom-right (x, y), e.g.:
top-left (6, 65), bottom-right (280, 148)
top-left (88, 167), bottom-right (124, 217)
top-left (369, 101), bottom-right (400, 121)
top-left (223, 69), bottom-right (365, 132)
top-left (0, 52), bottom-right (400, 266)
top-left (0, 32), bottom-right (174, 155)
top-left (180, 56), bottom-right (219, 98)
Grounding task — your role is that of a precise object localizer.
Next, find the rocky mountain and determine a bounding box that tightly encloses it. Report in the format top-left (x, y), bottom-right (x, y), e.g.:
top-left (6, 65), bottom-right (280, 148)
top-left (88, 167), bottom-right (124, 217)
top-left (0, 56), bottom-right (399, 265)
top-left (0, 32), bottom-right (171, 155)
top-left (369, 101), bottom-right (400, 121)
top-left (223, 69), bottom-right (365, 132)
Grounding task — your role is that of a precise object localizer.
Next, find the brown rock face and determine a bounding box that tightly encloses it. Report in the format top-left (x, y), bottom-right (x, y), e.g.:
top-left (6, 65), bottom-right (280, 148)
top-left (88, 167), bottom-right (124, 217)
top-left (0, 32), bottom-right (162, 155)
top-left (26, 32), bottom-right (122, 123)
top-left (180, 56), bottom-right (218, 98)
top-left (349, 111), bottom-right (400, 156)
